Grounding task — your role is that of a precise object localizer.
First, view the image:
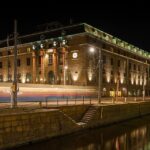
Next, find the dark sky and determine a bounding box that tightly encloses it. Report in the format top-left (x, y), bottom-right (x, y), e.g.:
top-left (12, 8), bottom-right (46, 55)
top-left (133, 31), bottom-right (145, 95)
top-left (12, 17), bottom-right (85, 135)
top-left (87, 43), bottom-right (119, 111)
top-left (0, 3), bottom-right (150, 51)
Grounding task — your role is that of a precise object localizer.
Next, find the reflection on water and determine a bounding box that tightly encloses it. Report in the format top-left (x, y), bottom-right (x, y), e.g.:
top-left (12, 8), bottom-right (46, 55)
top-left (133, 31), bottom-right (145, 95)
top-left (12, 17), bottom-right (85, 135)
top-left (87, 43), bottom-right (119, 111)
top-left (13, 116), bottom-right (150, 150)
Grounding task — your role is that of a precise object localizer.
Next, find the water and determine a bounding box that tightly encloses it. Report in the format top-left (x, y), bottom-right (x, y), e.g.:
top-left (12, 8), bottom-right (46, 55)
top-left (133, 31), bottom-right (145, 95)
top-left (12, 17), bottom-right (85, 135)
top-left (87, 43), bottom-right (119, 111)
top-left (12, 116), bottom-right (150, 150)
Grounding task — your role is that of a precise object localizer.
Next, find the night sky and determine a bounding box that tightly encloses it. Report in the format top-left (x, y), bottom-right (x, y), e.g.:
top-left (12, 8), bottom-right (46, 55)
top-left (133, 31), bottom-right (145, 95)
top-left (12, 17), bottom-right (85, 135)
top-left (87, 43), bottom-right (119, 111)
top-left (0, 3), bottom-right (150, 51)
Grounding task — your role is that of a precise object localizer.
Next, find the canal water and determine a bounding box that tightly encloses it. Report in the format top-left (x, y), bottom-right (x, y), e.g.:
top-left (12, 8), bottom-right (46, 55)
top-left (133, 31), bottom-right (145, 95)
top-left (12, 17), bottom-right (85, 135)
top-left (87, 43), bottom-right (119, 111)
top-left (12, 116), bottom-right (150, 150)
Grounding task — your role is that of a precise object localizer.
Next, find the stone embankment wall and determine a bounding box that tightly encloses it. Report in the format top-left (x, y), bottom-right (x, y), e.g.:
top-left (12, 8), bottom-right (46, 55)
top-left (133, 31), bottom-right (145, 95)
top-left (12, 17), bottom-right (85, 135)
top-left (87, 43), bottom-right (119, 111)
top-left (0, 109), bottom-right (79, 149)
top-left (87, 102), bottom-right (150, 127)
top-left (1, 102), bottom-right (150, 149)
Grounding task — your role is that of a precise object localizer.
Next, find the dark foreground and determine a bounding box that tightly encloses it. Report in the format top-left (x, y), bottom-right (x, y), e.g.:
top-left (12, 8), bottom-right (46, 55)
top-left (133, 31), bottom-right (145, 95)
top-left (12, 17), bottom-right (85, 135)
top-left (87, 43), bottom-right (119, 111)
top-left (10, 115), bottom-right (150, 150)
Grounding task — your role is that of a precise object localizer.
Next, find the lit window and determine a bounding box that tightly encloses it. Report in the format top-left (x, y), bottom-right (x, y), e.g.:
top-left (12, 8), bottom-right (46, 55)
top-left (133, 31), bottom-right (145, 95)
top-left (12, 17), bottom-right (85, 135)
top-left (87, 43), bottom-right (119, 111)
top-left (48, 54), bottom-right (53, 65)
top-left (27, 47), bottom-right (31, 53)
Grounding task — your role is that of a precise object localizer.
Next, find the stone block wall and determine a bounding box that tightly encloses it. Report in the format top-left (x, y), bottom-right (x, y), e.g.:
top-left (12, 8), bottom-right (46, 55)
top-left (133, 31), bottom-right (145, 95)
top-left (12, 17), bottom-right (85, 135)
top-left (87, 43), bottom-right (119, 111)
top-left (0, 109), bottom-right (78, 149)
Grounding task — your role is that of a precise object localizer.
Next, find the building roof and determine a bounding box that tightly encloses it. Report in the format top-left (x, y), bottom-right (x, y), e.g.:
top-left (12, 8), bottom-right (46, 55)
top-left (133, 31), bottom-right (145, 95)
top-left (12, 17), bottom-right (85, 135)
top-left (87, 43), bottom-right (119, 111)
top-left (0, 23), bottom-right (149, 59)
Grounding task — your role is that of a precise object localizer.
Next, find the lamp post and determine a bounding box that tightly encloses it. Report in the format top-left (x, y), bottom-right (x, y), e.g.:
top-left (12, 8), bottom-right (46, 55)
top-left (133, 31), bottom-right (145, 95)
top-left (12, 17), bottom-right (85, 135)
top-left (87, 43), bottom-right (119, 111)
top-left (11, 20), bottom-right (18, 108)
top-left (143, 70), bottom-right (145, 101)
top-left (89, 47), bottom-right (102, 104)
top-left (98, 48), bottom-right (102, 104)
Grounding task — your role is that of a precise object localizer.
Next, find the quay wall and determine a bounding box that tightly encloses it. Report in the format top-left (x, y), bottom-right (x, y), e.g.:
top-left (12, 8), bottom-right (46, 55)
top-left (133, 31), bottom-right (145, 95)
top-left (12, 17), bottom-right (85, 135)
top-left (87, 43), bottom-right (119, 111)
top-left (1, 102), bottom-right (150, 149)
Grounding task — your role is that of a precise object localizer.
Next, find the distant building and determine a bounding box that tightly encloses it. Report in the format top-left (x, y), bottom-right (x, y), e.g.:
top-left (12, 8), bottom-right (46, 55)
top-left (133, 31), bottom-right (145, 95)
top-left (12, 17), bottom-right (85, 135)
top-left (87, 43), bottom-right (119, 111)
top-left (0, 23), bottom-right (150, 97)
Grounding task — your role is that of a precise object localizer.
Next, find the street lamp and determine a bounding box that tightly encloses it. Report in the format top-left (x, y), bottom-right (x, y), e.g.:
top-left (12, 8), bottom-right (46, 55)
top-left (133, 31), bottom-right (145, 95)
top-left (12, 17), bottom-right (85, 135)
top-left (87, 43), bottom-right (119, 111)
top-left (89, 47), bottom-right (102, 103)
top-left (143, 71), bottom-right (145, 101)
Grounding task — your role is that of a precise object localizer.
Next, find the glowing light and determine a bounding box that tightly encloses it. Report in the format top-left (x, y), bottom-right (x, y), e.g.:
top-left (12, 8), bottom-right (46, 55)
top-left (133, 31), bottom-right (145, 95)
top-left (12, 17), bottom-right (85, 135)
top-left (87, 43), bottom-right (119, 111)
top-left (73, 76), bottom-right (78, 81)
top-left (72, 52), bottom-right (78, 59)
top-left (53, 41), bottom-right (57, 47)
top-left (106, 72), bottom-right (110, 83)
top-left (3, 75), bottom-right (7, 82)
top-left (62, 39), bottom-right (67, 45)
top-left (140, 76), bottom-right (143, 85)
top-left (40, 78), bottom-right (43, 81)
top-left (89, 75), bottom-right (92, 81)
top-left (45, 54), bottom-right (49, 59)
top-left (22, 78), bottom-right (26, 83)
top-left (103, 88), bottom-right (106, 92)
top-left (136, 75), bottom-right (138, 85)
top-left (21, 73), bottom-right (26, 83)
top-left (26, 78), bottom-right (29, 82)
top-left (131, 73), bottom-right (134, 85)
top-left (47, 49), bottom-right (53, 53)
top-left (40, 44), bottom-right (44, 48)
top-left (120, 74), bottom-right (124, 84)
top-left (122, 87), bottom-right (126, 91)
top-left (89, 47), bottom-right (95, 53)
top-left (32, 45), bottom-right (36, 50)
top-left (64, 66), bottom-right (68, 70)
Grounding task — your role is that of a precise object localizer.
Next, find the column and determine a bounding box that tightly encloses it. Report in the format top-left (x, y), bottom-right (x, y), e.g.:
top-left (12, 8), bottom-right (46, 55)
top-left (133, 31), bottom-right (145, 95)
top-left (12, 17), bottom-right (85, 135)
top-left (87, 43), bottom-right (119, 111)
top-left (32, 51), bottom-right (36, 83)
top-left (62, 47), bottom-right (66, 85)
top-left (53, 49), bottom-right (57, 84)
top-left (40, 50), bottom-right (44, 83)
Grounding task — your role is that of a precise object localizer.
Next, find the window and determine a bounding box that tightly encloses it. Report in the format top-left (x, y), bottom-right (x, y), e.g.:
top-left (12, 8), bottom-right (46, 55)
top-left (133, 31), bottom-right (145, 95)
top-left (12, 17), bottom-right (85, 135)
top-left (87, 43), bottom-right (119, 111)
top-left (8, 51), bottom-right (11, 55)
top-left (103, 55), bottom-right (106, 64)
top-left (48, 54), bottom-right (53, 65)
top-left (17, 49), bottom-right (21, 54)
top-left (129, 63), bottom-right (131, 70)
top-left (111, 58), bottom-right (113, 65)
top-left (0, 62), bottom-right (2, 68)
top-left (118, 60), bottom-right (120, 67)
top-left (59, 53), bottom-right (63, 65)
top-left (27, 47), bottom-right (31, 53)
top-left (8, 61), bottom-right (11, 68)
top-left (39, 56), bottom-right (41, 65)
top-left (8, 74), bottom-right (12, 81)
top-left (111, 71), bottom-right (113, 75)
top-left (102, 68), bottom-right (105, 74)
top-left (17, 59), bottom-right (20, 67)
top-left (26, 58), bottom-right (30, 66)
top-left (138, 65), bottom-right (140, 71)
top-left (134, 64), bottom-right (136, 70)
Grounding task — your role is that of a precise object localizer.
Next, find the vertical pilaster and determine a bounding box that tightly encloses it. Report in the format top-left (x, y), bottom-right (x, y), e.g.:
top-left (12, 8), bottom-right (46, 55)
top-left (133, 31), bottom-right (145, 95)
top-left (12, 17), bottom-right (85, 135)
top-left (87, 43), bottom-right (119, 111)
top-left (40, 50), bottom-right (44, 83)
top-left (53, 49), bottom-right (57, 84)
top-left (32, 51), bottom-right (36, 83)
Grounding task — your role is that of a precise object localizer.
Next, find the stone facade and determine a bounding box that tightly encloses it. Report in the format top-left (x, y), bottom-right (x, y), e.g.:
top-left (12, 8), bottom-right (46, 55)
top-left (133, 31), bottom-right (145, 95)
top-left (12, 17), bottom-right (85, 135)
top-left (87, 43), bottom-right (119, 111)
top-left (0, 23), bottom-right (150, 97)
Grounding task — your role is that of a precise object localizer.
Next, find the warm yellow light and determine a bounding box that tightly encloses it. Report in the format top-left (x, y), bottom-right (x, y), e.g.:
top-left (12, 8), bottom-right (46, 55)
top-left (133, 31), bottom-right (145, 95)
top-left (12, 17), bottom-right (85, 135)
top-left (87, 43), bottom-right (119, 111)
top-left (22, 78), bottom-right (26, 83)
top-left (45, 54), bottom-right (49, 59)
top-left (120, 74), bottom-right (124, 84)
top-left (47, 49), bottom-right (53, 53)
top-left (89, 47), bottom-right (95, 53)
top-left (106, 72), bottom-right (110, 83)
top-left (64, 66), bottom-right (68, 70)
top-left (26, 78), bottom-right (29, 82)
top-left (73, 76), bottom-right (78, 81)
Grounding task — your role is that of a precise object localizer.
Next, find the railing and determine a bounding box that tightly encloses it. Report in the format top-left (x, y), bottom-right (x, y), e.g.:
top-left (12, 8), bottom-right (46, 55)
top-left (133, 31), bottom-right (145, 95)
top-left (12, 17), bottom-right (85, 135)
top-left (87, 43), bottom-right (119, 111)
top-left (1, 96), bottom-right (150, 109)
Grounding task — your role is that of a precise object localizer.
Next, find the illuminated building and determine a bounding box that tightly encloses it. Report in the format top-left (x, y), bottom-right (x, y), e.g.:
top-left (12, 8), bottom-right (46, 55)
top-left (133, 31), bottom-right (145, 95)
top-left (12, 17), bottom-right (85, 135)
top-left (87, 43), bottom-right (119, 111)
top-left (0, 23), bottom-right (150, 97)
